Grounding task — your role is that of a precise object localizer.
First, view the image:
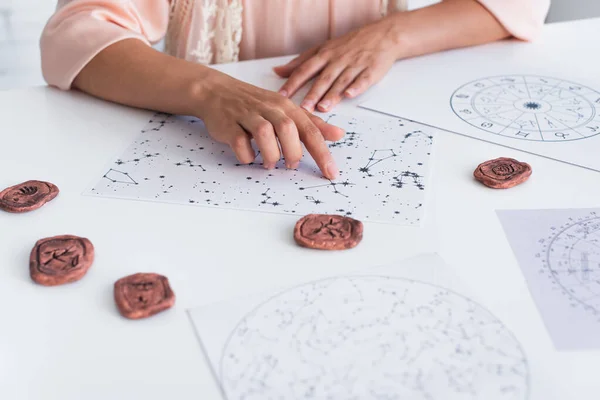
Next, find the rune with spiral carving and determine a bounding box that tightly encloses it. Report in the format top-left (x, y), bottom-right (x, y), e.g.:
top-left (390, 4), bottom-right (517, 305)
top-left (294, 214), bottom-right (363, 250)
top-left (474, 157), bottom-right (532, 189)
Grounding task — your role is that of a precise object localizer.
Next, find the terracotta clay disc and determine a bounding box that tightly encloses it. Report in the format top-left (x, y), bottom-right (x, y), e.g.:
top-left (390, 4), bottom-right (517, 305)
top-left (294, 214), bottom-right (363, 250)
top-left (114, 273), bottom-right (175, 319)
top-left (29, 235), bottom-right (94, 286)
top-left (0, 180), bottom-right (59, 213)
top-left (473, 157), bottom-right (532, 189)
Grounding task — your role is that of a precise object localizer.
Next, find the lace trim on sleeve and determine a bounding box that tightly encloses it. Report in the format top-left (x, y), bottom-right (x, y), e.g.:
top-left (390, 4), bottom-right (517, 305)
top-left (214, 0), bottom-right (243, 63)
top-left (189, 0), bottom-right (217, 64)
top-left (182, 0), bottom-right (242, 64)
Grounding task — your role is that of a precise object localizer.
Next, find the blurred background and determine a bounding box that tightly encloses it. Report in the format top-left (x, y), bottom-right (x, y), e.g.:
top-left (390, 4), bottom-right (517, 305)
top-left (0, 0), bottom-right (598, 91)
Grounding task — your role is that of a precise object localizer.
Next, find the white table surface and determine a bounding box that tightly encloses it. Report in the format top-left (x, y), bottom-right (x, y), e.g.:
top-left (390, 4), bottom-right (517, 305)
top-left (2, 18), bottom-right (600, 400)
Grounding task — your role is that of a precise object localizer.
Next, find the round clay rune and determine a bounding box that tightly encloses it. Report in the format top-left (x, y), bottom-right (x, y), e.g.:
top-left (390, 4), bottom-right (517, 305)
top-left (473, 157), bottom-right (532, 189)
top-left (0, 180), bottom-right (59, 213)
top-left (114, 273), bottom-right (175, 319)
top-left (29, 235), bottom-right (94, 286)
top-left (294, 214), bottom-right (363, 250)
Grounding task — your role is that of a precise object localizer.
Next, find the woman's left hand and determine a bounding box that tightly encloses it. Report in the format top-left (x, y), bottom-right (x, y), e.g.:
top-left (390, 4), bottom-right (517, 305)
top-left (273, 17), bottom-right (402, 113)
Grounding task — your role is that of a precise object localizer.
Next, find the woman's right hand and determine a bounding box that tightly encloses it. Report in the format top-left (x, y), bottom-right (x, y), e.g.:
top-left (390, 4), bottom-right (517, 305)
top-left (69, 39), bottom-right (343, 180)
top-left (193, 71), bottom-right (345, 180)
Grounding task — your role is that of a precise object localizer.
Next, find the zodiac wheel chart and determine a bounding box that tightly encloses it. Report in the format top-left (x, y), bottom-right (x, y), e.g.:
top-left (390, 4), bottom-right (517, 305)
top-left (540, 213), bottom-right (600, 317)
top-left (219, 276), bottom-right (529, 400)
top-left (450, 75), bottom-right (600, 142)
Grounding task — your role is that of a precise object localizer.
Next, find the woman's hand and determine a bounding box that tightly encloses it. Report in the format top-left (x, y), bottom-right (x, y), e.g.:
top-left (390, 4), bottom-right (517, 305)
top-left (273, 0), bottom-right (514, 114)
top-left (195, 71), bottom-right (344, 179)
top-left (273, 17), bottom-right (402, 113)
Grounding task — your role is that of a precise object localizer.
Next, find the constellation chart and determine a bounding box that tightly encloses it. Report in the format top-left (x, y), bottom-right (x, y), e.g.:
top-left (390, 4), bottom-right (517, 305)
top-left (86, 113), bottom-right (436, 225)
top-left (188, 256), bottom-right (529, 400)
top-left (451, 75), bottom-right (600, 142)
top-left (498, 208), bottom-right (600, 350)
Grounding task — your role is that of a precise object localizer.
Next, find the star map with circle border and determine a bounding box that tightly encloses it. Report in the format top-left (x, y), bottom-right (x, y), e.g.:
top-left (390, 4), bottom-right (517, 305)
top-left (539, 211), bottom-right (600, 319)
top-left (451, 75), bottom-right (600, 142)
top-left (219, 276), bottom-right (529, 400)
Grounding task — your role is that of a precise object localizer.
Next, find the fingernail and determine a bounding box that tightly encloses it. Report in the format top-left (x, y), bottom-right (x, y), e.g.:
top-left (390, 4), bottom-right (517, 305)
top-left (301, 100), bottom-right (315, 111)
top-left (290, 161), bottom-right (300, 170)
top-left (317, 100), bottom-right (331, 111)
top-left (279, 89), bottom-right (288, 97)
top-left (264, 162), bottom-right (274, 170)
top-left (326, 160), bottom-right (339, 179)
top-left (344, 88), bottom-right (356, 98)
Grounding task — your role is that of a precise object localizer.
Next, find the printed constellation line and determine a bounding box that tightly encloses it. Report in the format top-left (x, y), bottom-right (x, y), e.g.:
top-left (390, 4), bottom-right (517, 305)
top-left (299, 180), bottom-right (355, 198)
top-left (260, 189), bottom-right (281, 206)
top-left (141, 113), bottom-right (170, 133)
top-left (324, 114), bottom-right (335, 123)
top-left (329, 131), bottom-right (359, 148)
top-left (175, 157), bottom-right (207, 171)
top-left (392, 171), bottom-right (424, 190)
top-left (102, 169), bottom-right (138, 185)
top-left (234, 151), bottom-right (262, 167)
top-left (359, 149), bottom-right (397, 177)
top-left (115, 152), bottom-right (160, 165)
top-left (402, 131), bottom-right (434, 144)
top-left (305, 196), bottom-right (323, 205)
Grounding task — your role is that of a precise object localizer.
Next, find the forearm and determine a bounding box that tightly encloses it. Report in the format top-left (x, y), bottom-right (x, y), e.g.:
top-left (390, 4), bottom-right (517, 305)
top-left (72, 39), bottom-right (213, 117)
top-left (388, 0), bottom-right (510, 60)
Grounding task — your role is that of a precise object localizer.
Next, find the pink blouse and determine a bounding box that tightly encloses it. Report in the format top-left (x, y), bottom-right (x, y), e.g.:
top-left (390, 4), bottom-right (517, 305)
top-left (40, 0), bottom-right (551, 90)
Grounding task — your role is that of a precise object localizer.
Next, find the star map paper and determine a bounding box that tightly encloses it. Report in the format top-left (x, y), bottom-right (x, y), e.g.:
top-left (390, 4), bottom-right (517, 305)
top-left (188, 254), bottom-right (529, 400)
top-left (86, 113), bottom-right (435, 225)
top-left (498, 208), bottom-right (600, 350)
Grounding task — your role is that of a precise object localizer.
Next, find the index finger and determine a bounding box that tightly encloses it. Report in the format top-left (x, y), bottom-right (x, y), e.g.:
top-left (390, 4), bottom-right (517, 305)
top-left (292, 111), bottom-right (339, 180)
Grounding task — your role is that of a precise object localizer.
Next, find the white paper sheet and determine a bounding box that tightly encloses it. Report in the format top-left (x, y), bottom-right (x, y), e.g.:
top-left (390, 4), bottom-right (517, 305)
top-left (497, 208), bottom-right (600, 350)
top-left (359, 22), bottom-right (600, 172)
top-left (85, 113), bottom-right (436, 225)
top-left (187, 254), bottom-right (530, 400)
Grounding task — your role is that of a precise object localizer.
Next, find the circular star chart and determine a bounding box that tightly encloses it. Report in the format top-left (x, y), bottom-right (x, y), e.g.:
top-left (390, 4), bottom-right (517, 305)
top-left (451, 75), bottom-right (600, 142)
top-left (542, 214), bottom-right (600, 316)
top-left (220, 276), bottom-right (529, 400)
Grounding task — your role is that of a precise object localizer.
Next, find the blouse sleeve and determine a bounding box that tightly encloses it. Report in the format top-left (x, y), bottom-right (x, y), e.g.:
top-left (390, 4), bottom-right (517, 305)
top-left (477, 0), bottom-right (551, 41)
top-left (40, 0), bottom-right (170, 90)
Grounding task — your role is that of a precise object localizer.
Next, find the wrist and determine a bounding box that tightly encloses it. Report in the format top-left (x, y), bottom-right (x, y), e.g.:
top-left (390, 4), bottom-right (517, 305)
top-left (185, 68), bottom-right (223, 119)
top-left (383, 11), bottom-right (417, 61)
